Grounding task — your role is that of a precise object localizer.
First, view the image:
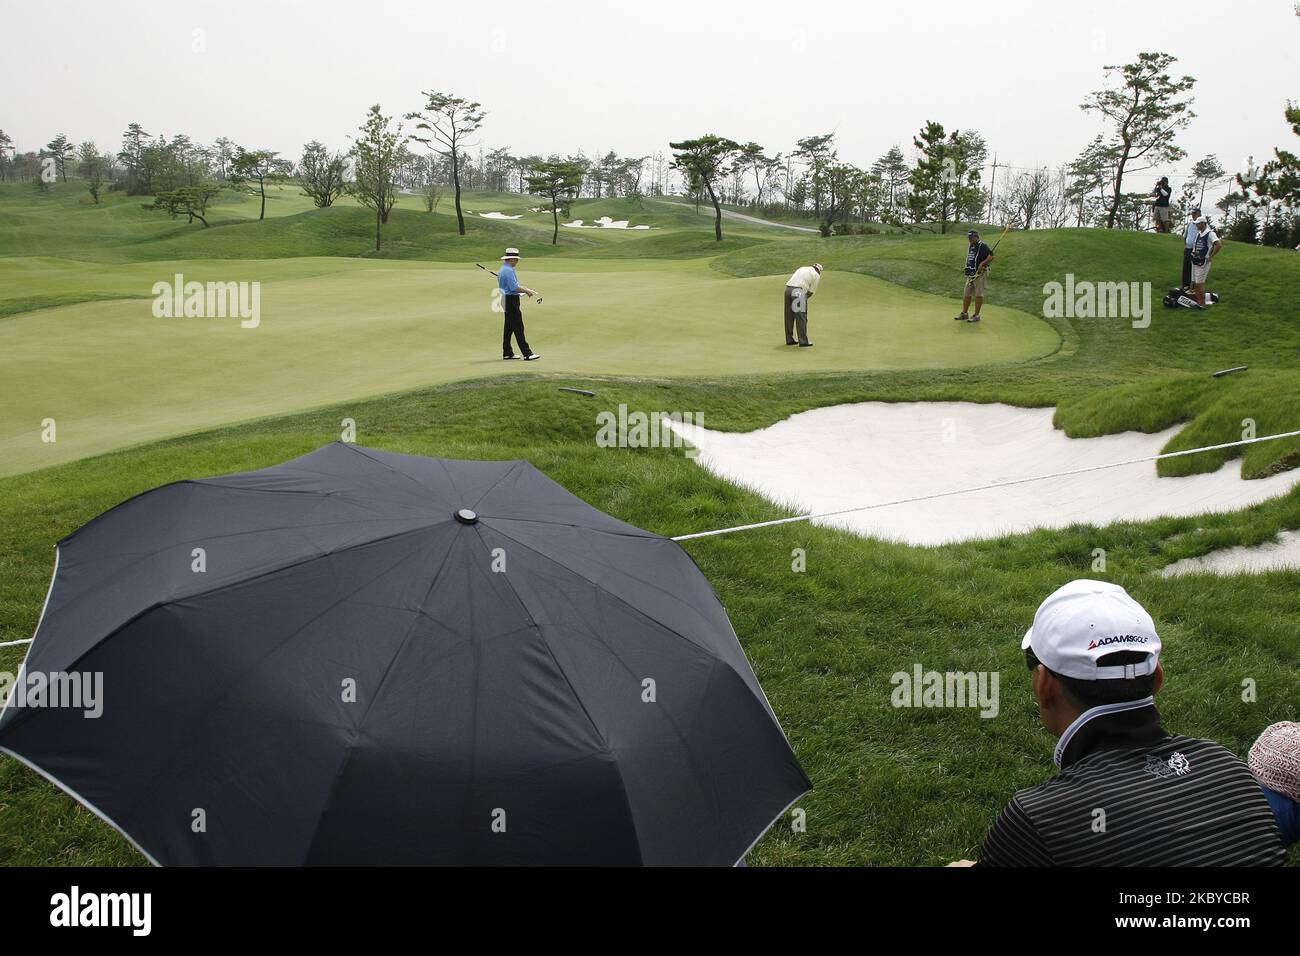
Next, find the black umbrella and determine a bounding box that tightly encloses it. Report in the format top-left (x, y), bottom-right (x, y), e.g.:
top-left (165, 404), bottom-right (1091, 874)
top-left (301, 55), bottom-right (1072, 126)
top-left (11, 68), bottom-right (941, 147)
top-left (0, 443), bottom-right (809, 865)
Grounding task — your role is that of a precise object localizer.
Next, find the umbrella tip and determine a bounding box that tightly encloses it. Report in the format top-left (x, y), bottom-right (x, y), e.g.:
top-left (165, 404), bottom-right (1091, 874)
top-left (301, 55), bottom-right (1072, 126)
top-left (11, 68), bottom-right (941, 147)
top-left (454, 508), bottom-right (479, 525)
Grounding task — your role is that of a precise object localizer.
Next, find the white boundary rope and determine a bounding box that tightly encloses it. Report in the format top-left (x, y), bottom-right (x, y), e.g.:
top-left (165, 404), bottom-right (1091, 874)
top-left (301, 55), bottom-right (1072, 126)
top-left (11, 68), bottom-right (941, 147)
top-left (2, 430), bottom-right (1297, 645)
top-left (671, 428), bottom-right (1300, 542)
top-left (0, 550), bottom-right (58, 650)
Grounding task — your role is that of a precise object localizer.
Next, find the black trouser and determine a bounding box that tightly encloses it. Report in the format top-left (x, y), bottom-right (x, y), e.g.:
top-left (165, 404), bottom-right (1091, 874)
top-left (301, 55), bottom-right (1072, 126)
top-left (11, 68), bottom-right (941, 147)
top-left (502, 295), bottom-right (532, 357)
top-left (1181, 247), bottom-right (1192, 289)
top-left (783, 286), bottom-right (810, 344)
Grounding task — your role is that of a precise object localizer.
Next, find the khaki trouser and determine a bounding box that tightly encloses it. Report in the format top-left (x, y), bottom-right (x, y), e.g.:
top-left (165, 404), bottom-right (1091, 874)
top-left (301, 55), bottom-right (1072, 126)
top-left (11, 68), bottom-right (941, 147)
top-left (784, 286), bottom-right (810, 344)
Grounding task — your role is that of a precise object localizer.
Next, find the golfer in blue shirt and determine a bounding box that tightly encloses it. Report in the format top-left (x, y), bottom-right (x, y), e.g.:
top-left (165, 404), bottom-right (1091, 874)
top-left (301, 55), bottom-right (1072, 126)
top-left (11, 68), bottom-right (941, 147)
top-left (499, 248), bottom-right (541, 361)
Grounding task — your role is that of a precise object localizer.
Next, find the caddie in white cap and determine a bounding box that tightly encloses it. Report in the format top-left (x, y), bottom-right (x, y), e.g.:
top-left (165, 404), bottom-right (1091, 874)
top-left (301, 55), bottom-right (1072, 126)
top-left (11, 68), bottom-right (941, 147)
top-left (1189, 216), bottom-right (1221, 308)
top-left (955, 579), bottom-right (1286, 867)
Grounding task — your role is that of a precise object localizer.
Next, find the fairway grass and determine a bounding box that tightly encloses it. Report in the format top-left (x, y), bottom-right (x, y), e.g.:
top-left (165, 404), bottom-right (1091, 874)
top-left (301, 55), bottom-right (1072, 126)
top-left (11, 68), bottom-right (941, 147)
top-left (0, 258), bottom-right (1057, 476)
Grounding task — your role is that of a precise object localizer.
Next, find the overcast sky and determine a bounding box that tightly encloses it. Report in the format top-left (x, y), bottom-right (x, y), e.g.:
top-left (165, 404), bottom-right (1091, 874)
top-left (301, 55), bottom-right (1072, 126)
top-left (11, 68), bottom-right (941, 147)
top-left (4, 0), bottom-right (1296, 191)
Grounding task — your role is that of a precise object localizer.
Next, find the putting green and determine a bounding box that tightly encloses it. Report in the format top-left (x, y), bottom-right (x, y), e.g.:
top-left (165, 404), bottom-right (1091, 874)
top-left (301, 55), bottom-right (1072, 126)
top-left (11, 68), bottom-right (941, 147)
top-left (0, 257), bottom-right (1058, 476)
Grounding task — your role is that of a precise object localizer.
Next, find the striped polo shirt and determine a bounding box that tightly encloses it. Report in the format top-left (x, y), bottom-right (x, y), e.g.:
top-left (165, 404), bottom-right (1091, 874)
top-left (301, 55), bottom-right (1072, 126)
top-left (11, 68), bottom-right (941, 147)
top-left (979, 700), bottom-right (1286, 866)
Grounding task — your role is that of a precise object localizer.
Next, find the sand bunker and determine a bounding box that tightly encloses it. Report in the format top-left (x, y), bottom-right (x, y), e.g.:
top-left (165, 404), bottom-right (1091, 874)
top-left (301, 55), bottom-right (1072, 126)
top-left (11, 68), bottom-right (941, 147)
top-left (562, 217), bottom-right (652, 229)
top-left (666, 402), bottom-right (1300, 546)
top-left (478, 211), bottom-right (522, 219)
top-left (1159, 531), bottom-right (1300, 577)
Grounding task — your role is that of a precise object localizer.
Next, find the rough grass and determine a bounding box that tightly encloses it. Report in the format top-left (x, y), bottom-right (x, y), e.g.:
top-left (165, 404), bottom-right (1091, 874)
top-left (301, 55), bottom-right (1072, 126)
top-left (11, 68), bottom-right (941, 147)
top-left (2, 375), bottom-right (1296, 866)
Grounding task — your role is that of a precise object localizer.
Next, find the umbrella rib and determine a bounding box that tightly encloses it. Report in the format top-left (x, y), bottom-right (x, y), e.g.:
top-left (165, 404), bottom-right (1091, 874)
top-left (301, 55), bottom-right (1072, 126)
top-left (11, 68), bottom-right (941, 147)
top-left (194, 483), bottom-right (432, 521)
top-left (466, 459), bottom-right (527, 511)
top-left (59, 479), bottom-right (201, 545)
top-left (471, 529), bottom-right (646, 865)
top-left (74, 514), bottom-right (422, 565)
top-left (18, 522), bottom-right (448, 691)
top-left (482, 529), bottom-right (759, 856)
top-left (93, 531), bottom-right (436, 851)
top-left (484, 524), bottom-right (723, 656)
top-left (341, 443), bottom-right (461, 503)
top-left (480, 523), bottom-right (775, 760)
top-left (301, 522), bottom-right (464, 864)
top-left (206, 456), bottom-right (426, 512)
top-left (461, 513), bottom-right (653, 539)
top-left (475, 529), bottom-right (610, 756)
top-left (579, 570), bottom-right (719, 831)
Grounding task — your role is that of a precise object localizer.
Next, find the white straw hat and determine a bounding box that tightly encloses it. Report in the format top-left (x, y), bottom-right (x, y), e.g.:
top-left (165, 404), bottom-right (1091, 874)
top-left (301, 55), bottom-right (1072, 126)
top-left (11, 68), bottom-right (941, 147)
top-left (501, 248), bottom-right (521, 260)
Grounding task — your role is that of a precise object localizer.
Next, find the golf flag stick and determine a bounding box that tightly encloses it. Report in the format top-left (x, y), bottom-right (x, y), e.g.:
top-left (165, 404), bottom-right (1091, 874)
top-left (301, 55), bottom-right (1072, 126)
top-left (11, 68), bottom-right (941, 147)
top-left (990, 223), bottom-right (1011, 253)
top-left (476, 263), bottom-right (542, 304)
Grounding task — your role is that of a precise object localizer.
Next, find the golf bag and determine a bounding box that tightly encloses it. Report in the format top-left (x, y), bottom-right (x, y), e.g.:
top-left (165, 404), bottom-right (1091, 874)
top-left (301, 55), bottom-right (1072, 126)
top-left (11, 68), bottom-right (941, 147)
top-left (1163, 287), bottom-right (1219, 310)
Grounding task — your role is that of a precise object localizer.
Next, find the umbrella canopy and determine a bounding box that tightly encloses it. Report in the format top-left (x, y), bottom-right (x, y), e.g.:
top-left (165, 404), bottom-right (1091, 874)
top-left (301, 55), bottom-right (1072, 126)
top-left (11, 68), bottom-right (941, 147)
top-left (0, 443), bottom-right (809, 865)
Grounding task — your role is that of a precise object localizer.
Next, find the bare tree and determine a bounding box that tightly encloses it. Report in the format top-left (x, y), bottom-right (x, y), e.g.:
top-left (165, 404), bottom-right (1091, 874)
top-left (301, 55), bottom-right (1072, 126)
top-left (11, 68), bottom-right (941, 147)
top-left (1006, 167), bottom-right (1053, 229)
top-left (1041, 169), bottom-right (1072, 229)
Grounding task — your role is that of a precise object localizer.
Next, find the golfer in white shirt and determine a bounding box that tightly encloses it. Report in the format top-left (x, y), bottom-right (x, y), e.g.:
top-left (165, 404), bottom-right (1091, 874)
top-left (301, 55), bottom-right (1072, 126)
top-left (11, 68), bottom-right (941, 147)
top-left (784, 263), bottom-right (822, 347)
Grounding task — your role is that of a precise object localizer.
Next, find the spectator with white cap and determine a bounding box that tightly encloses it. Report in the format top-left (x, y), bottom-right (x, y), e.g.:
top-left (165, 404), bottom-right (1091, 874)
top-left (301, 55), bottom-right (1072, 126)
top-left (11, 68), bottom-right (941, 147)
top-left (498, 247), bottom-right (541, 361)
top-left (958, 579), bottom-right (1285, 866)
top-left (783, 262), bottom-right (823, 347)
top-left (1249, 721), bottom-right (1300, 846)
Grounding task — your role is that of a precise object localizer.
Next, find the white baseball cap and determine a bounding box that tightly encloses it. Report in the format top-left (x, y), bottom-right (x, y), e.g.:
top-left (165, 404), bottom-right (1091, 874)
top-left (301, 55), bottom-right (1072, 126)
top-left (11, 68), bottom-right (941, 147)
top-left (1021, 579), bottom-right (1160, 680)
